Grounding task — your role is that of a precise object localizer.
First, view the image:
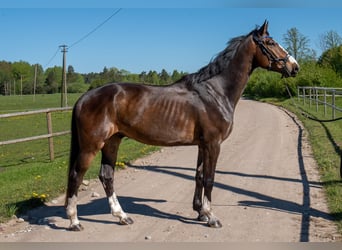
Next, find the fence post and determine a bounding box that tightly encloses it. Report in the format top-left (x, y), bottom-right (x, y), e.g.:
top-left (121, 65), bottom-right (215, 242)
top-left (309, 87), bottom-right (312, 108)
top-left (46, 112), bottom-right (54, 161)
top-left (332, 89), bottom-right (336, 119)
top-left (315, 87), bottom-right (319, 112)
top-left (324, 89), bottom-right (327, 117)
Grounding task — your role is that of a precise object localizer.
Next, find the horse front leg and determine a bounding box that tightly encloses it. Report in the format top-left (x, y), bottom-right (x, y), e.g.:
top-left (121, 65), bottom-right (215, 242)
top-left (200, 142), bottom-right (222, 228)
top-left (99, 136), bottom-right (133, 225)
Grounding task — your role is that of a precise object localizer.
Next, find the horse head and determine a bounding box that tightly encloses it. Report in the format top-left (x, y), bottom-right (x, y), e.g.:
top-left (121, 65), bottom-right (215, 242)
top-left (253, 20), bottom-right (299, 78)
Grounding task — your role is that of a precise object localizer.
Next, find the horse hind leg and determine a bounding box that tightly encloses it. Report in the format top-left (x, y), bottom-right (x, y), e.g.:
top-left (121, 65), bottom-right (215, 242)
top-left (66, 150), bottom-right (97, 231)
top-left (99, 135), bottom-right (133, 225)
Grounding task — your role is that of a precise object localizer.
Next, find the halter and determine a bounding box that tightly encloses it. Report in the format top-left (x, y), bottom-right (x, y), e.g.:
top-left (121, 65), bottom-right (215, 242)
top-left (253, 33), bottom-right (291, 76)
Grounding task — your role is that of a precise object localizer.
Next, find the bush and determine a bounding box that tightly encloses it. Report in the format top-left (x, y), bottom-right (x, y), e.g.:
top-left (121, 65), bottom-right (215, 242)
top-left (245, 69), bottom-right (288, 98)
top-left (67, 82), bottom-right (89, 93)
top-left (245, 61), bottom-right (342, 99)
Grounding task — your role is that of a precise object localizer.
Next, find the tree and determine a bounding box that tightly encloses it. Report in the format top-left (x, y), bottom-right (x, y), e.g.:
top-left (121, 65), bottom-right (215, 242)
top-left (146, 70), bottom-right (159, 84)
top-left (0, 61), bottom-right (13, 95)
top-left (12, 61), bottom-right (33, 95)
top-left (171, 70), bottom-right (187, 82)
top-left (318, 45), bottom-right (342, 76)
top-left (139, 71), bottom-right (147, 83)
top-left (44, 66), bottom-right (62, 93)
top-left (283, 27), bottom-right (314, 61)
top-left (67, 65), bottom-right (84, 85)
top-left (159, 69), bottom-right (170, 85)
top-left (67, 65), bottom-right (75, 74)
top-left (319, 30), bottom-right (342, 51)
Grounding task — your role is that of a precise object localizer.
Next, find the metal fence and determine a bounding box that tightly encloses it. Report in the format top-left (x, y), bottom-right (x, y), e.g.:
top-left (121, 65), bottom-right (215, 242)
top-left (0, 107), bottom-right (72, 161)
top-left (297, 86), bottom-right (342, 119)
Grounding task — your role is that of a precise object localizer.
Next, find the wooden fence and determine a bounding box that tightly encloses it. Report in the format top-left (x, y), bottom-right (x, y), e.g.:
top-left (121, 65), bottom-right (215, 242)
top-left (0, 107), bottom-right (72, 161)
top-left (297, 86), bottom-right (342, 119)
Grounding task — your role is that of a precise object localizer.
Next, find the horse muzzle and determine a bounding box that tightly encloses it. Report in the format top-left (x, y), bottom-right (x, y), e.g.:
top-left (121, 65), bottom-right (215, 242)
top-left (282, 62), bottom-right (299, 78)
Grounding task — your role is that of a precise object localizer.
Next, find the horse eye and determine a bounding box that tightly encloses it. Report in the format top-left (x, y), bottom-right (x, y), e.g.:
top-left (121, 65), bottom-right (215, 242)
top-left (267, 40), bottom-right (276, 46)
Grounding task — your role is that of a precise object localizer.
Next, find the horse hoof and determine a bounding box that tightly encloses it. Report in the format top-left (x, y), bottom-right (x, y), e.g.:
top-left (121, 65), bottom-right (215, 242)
top-left (68, 223), bottom-right (84, 231)
top-left (208, 219), bottom-right (222, 228)
top-left (120, 217), bottom-right (134, 225)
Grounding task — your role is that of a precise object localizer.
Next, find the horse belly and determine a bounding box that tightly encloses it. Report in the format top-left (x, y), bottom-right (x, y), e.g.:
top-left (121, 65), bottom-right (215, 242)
top-left (129, 114), bottom-right (196, 146)
top-left (119, 98), bottom-right (198, 146)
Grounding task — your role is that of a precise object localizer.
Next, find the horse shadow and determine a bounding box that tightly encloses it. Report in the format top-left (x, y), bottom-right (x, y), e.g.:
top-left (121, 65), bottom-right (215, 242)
top-left (22, 159), bottom-right (339, 239)
top-left (24, 195), bottom-right (201, 231)
top-left (125, 162), bottom-right (338, 242)
top-left (76, 196), bottom-right (200, 226)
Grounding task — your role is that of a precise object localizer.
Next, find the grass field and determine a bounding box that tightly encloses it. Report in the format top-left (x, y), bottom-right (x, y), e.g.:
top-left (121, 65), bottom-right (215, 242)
top-left (265, 97), bottom-right (342, 232)
top-left (0, 94), bottom-right (159, 222)
top-left (0, 94), bottom-right (81, 114)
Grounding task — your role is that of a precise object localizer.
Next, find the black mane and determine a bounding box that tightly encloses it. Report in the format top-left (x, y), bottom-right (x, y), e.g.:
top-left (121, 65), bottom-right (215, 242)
top-left (180, 30), bottom-right (256, 87)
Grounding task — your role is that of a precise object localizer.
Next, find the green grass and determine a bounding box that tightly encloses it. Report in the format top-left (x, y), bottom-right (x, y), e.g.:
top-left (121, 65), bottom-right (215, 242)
top-left (0, 94), bottom-right (159, 222)
top-left (0, 112), bottom-right (72, 167)
top-left (263, 97), bottom-right (342, 233)
top-left (0, 94), bottom-right (82, 113)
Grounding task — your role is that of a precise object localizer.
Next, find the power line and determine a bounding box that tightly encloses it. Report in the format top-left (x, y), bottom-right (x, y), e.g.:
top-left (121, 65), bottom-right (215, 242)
top-left (69, 8), bottom-right (122, 49)
top-left (43, 46), bottom-right (60, 68)
top-left (43, 8), bottom-right (122, 69)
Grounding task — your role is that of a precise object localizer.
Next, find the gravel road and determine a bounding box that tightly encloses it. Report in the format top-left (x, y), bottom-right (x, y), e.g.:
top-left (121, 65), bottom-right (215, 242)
top-left (0, 99), bottom-right (340, 242)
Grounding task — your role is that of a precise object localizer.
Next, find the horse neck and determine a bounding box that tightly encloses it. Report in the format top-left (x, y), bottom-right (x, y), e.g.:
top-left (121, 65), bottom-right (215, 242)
top-left (220, 36), bottom-right (256, 108)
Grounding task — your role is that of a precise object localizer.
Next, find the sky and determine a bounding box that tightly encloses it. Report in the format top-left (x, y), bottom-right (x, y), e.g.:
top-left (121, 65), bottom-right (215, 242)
top-left (1, 1), bottom-right (342, 74)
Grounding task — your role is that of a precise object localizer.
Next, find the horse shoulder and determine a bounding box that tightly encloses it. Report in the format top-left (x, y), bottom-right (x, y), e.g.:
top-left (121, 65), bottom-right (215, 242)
top-left (190, 85), bottom-right (234, 143)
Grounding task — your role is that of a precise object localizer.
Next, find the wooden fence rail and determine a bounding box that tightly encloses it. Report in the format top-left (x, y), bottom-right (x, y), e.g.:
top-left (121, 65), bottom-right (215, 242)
top-left (0, 107), bottom-right (72, 161)
top-left (297, 86), bottom-right (342, 119)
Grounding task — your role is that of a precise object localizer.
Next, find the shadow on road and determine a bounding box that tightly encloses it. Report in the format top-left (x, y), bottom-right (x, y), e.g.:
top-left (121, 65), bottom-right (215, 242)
top-left (26, 194), bottom-right (202, 231)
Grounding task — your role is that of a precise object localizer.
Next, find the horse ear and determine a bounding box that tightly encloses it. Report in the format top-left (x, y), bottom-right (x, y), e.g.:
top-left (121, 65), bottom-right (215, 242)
top-left (258, 20), bottom-right (269, 36)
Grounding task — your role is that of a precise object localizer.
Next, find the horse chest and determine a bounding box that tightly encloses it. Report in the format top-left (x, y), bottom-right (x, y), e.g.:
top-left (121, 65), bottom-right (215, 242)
top-left (199, 103), bottom-right (234, 143)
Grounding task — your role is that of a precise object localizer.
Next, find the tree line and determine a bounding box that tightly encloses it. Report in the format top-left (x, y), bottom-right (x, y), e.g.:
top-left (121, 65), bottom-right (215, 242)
top-left (1, 27), bottom-right (342, 98)
top-left (0, 61), bottom-right (187, 96)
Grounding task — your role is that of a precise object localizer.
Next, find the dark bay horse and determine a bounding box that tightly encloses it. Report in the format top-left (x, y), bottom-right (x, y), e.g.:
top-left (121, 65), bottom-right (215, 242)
top-left (65, 21), bottom-right (299, 231)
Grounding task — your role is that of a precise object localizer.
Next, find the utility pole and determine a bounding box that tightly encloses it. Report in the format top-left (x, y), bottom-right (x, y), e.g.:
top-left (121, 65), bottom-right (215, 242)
top-left (20, 74), bottom-right (23, 98)
top-left (33, 64), bottom-right (37, 102)
top-left (60, 45), bottom-right (68, 107)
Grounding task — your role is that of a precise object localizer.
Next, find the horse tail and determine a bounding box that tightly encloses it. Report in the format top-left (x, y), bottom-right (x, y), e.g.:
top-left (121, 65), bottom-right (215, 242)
top-left (65, 104), bottom-right (80, 207)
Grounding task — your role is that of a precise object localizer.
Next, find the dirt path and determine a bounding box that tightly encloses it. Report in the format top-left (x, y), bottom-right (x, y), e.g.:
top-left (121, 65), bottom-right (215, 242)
top-left (0, 99), bottom-right (340, 242)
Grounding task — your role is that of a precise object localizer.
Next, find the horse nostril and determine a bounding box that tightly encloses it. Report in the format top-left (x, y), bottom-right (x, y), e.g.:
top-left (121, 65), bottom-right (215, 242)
top-left (293, 64), bottom-right (299, 75)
